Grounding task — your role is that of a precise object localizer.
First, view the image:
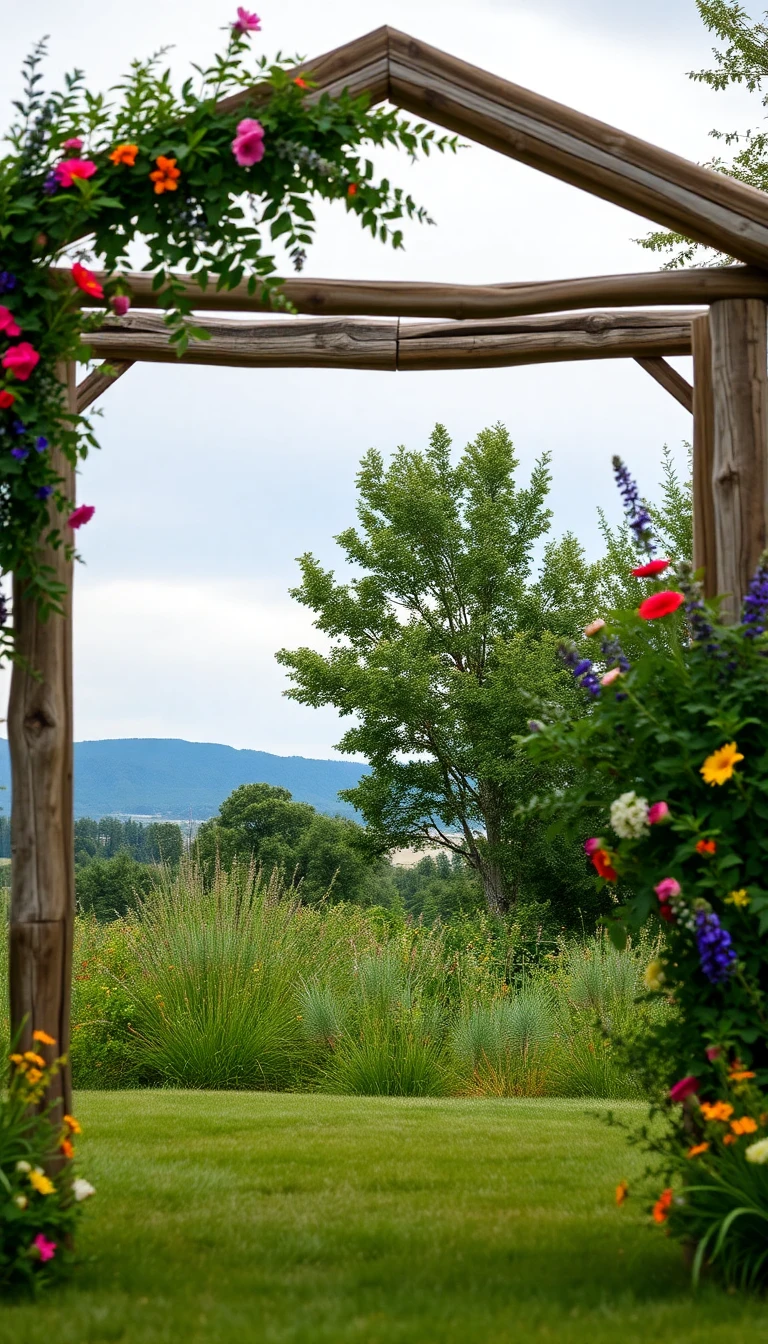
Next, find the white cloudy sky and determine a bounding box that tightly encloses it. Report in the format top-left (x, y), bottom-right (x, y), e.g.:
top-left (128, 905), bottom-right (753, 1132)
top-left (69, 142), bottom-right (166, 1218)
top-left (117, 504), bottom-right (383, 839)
top-left (0, 1), bottom-right (761, 756)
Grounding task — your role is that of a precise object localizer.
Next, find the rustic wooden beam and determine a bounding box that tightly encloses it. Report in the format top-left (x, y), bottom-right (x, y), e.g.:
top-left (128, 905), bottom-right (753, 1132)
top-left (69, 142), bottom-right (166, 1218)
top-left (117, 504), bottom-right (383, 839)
top-left (84, 310), bottom-right (694, 374)
top-left (384, 28), bottom-right (768, 268)
top-left (76, 360), bottom-right (134, 413)
top-left (634, 357), bottom-right (693, 413)
top-left (692, 315), bottom-right (718, 597)
top-left (709, 299), bottom-right (768, 621)
top-left (63, 265), bottom-right (768, 321)
top-left (214, 25), bottom-right (391, 117)
top-left (9, 361), bottom-right (76, 1123)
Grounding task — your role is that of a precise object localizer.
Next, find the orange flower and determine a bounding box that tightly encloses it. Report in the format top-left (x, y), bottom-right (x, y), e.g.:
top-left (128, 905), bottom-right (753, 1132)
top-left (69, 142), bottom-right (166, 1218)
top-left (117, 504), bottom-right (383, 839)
top-left (149, 156), bottom-right (181, 194)
top-left (347, 183), bottom-right (358, 196)
top-left (730, 1116), bottom-right (758, 1136)
top-left (60, 1137), bottom-right (74, 1160)
top-left (700, 1101), bottom-right (733, 1123)
top-left (729, 1070), bottom-right (756, 1082)
top-left (723, 1133), bottom-right (737, 1145)
top-left (9, 1053), bottom-right (24, 1065)
top-left (32, 1030), bottom-right (56, 1046)
top-left (63, 1114), bottom-right (82, 1135)
top-left (695, 839), bottom-right (716, 855)
top-left (652, 1188), bottom-right (673, 1224)
top-left (23, 1051), bottom-right (45, 1067)
top-left (293, 77), bottom-right (309, 89)
top-left (109, 142), bottom-right (139, 167)
top-left (686, 1142), bottom-right (709, 1159)
top-left (26, 1067), bottom-right (43, 1084)
top-left (615, 1180), bottom-right (629, 1205)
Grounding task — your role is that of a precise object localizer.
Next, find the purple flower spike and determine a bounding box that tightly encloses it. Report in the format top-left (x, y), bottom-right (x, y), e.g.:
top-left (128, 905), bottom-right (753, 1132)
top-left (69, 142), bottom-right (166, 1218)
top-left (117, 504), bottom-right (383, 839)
top-left (42, 171), bottom-right (59, 196)
top-left (695, 909), bottom-right (737, 985)
top-left (742, 551), bottom-right (768, 638)
top-left (612, 455), bottom-right (656, 556)
top-left (558, 643), bottom-right (601, 697)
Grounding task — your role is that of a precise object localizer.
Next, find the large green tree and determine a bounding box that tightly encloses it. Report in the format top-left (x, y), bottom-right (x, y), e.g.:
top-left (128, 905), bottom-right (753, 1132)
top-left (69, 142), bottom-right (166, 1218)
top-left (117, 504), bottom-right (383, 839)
top-left (277, 423), bottom-right (606, 919)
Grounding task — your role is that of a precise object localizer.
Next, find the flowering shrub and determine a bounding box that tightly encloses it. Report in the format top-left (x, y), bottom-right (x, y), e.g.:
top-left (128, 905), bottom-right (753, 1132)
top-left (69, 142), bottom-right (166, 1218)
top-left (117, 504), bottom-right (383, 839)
top-left (0, 11), bottom-right (453, 654)
top-left (525, 455), bottom-right (768, 1284)
top-left (1, 1033), bottom-right (94, 1292)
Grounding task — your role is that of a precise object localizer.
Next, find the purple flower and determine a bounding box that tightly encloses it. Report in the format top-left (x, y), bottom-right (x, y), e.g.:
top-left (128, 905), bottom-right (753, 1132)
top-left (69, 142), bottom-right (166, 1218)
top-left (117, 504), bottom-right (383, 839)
top-left (612, 455), bottom-right (655, 556)
top-left (0, 271), bottom-right (16, 295)
top-left (741, 550), bottom-right (768, 638)
top-left (35, 436), bottom-right (48, 452)
top-left (695, 909), bottom-right (737, 984)
top-left (0, 586), bottom-right (7, 626)
top-left (36, 485), bottom-right (53, 499)
top-left (10, 446), bottom-right (28, 460)
top-left (600, 634), bottom-right (631, 674)
top-left (674, 560), bottom-right (717, 651)
top-left (559, 642), bottom-right (601, 697)
top-left (12, 418), bottom-right (25, 434)
top-left (42, 170), bottom-right (59, 196)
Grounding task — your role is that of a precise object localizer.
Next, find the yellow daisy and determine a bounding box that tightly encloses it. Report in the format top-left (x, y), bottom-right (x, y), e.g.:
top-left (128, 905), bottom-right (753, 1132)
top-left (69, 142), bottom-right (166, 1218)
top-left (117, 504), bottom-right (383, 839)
top-left (700, 742), bottom-right (744, 787)
top-left (726, 889), bottom-right (750, 908)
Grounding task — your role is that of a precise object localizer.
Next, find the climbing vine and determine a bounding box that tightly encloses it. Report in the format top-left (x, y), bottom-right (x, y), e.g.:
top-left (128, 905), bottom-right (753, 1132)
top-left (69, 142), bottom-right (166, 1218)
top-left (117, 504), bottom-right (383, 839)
top-left (0, 9), bottom-right (455, 658)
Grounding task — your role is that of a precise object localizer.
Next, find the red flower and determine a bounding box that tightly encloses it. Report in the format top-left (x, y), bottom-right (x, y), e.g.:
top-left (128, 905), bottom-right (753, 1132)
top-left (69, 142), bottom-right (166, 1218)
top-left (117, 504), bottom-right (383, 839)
top-left (658, 903), bottom-right (676, 923)
top-left (0, 389), bottom-right (15, 408)
top-left (631, 559), bottom-right (670, 578)
top-left (696, 839), bottom-right (716, 856)
top-left (68, 504), bottom-right (95, 529)
top-left (652, 1188), bottom-right (673, 1224)
top-left (71, 263), bottom-right (104, 300)
top-left (347, 183), bottom-right (358, 196)
top-left (591, 848), bottom-right (618, 882)
top-left (1, 342), bottom-right (40, 381)
top-left (293, 77), bottom-right (309, 89)
top-left (638, 590), bottom-right (685, 621)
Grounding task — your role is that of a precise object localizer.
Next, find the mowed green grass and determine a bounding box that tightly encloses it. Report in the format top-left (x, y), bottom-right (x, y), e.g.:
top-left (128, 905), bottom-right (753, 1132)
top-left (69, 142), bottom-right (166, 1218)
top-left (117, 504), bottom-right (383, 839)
top-left (3, 1093), bottom-right (767, 1343)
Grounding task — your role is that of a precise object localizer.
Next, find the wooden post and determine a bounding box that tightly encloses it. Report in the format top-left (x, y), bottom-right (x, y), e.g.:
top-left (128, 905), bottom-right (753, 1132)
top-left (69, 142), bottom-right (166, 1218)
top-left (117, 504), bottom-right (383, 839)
top-left (8, 361), bottom-right (76, 1119)
top-left (709, 300), bottom-right (768, 622)
top-left (692, 314), bottom-right (718, 598)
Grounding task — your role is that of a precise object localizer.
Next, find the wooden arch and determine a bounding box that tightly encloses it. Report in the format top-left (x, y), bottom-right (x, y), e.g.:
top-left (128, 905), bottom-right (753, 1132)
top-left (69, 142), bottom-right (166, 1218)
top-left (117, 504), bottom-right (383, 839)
top-left (10, 28), bottom-right (768, 1117)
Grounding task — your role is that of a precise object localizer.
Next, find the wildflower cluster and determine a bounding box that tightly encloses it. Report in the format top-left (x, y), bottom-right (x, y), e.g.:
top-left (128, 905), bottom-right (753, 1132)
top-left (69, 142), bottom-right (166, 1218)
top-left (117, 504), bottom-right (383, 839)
top-left (1, 1032), bottom-right (95, 1292)
top-left (0, 11), bottom-right (456, 654)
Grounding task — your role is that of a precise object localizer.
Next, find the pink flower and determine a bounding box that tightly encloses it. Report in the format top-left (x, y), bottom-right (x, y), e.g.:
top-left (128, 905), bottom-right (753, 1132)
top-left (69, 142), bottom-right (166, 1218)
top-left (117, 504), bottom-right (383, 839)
top-left (600, 668), bottom-right (622, 687)
top-left (62, 137), bottom-right (84, 151)
top-left (669, 1076), bottom-right (700, 1105)
top-left (647, 801), bottom-right (670, 825)
top-left (705, 1045), bottom-right (722, 1062)
top-left (0, 306), bottom-right (21, 338)
top-left (583, 619), bottom-right (605, 637)
top-left (631, 559), bottom-right (670, 578)
top-left (68, 504), bottom-right (95, 529)
top-left (655, 877), bottom-right (681, 903)
top-left (54, 158), bottom-right (97, 189)
top-left (583, 837), bottom-right (602, 857)
top-left (33, 1233), bottom-right (57, 1263)
top-left (232, 118), bottom-right (265, 167)
top-left (233, 6), bottom-right (261, 33)
top-left (111, 295), bottom-right (131, 316)
top-left (2, 341), bottom-right (40, 381)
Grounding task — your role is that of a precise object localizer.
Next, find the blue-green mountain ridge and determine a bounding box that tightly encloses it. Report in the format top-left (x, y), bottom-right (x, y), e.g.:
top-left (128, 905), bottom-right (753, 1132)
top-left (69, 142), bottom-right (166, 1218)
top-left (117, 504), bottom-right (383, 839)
top-left (0, 738), bottom-right (366, 820)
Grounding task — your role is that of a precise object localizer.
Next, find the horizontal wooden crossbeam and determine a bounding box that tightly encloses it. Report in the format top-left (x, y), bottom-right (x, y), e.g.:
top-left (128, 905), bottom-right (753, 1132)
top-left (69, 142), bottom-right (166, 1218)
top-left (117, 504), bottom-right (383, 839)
top-left (64, 264), bottom-right (768, 321)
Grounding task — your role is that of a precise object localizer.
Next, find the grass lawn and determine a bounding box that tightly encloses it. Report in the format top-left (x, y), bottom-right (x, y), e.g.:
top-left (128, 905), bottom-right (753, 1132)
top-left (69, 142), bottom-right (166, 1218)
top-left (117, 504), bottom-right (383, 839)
top-left (3, 1093), bottom-right (767, 1343)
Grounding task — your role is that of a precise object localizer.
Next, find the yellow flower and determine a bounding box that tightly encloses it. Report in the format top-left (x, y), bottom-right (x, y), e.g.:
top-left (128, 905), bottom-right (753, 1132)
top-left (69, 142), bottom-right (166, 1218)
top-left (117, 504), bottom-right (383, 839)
top-left (28, 1169), bottom-right (55, 1196)
top-left (32, 1030), bottom-right (56, 1046)
top-left (725, 889), bottom-right (750, 908)
top-left (9, 1053), bottom-right (24, 1066)
top-left (26, 1067), bottom-right (43, 1084)
top-left (643, 959), bottom-right (665, 992)
top-left (700, 742), bottom-right (744, 787)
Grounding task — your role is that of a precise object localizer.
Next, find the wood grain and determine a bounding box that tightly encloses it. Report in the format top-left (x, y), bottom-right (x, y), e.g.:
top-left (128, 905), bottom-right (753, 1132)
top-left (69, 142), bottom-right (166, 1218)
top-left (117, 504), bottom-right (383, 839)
top-left (76, 360), bottom-right (134, 413)
top-left (691, 315), bottom-right (718, 597)
top-left (634, 357), bottom-right (693, 413)
top-left (710, 299), bottom-right (768, 621)
top-left (9, 362), bottom-right (75, 1118)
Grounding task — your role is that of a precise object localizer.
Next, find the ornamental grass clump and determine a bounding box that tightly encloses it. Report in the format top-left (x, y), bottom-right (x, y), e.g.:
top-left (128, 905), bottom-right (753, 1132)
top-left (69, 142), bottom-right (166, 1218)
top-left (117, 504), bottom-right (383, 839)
top-left (0, 1035), bottom-right (95, 1294)
top-left (526, 455), bottom-right (768, 1286)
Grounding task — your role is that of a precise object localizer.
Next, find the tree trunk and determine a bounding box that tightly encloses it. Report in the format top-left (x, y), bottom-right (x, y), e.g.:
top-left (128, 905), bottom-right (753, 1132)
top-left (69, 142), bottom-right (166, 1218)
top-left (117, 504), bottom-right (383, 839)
top-left (477, 780), bottom-right (511, 917)
top-left (8, 361), bottom-right (75, 1121)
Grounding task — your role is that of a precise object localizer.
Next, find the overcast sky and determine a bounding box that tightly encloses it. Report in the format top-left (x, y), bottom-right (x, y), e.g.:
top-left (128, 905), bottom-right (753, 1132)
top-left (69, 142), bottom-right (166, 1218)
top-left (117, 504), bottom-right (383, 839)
top-left (0, 1), bottom-right (761, 757)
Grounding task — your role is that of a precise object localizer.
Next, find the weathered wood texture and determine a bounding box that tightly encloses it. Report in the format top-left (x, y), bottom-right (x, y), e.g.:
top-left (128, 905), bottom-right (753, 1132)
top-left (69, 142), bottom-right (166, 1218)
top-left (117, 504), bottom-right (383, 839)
top-left (215, 25), bottom-right (391, 116)
top-left (710, 299), bottom-right (768, 621)
top-left (84, 310), bottom-right (694, 377)
top-left (64, 265), bottom-right (768, 321)
top-left (634, 357), bottom-right (693, 413)
top-left (9, 362), bottom-right (76, 1118)
top-left (692, 315), bottom-right (718, 597)
top-left (76, 360), bottom-right (134, 413)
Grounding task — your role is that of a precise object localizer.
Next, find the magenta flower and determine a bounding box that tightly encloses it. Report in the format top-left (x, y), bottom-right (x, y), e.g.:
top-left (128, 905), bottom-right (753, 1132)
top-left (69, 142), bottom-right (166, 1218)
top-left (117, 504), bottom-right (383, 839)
top-left (705, 1045), bottom-right (722, 1062)
top-left (669, 1075), bottom-right (700, 1105)
top-left (647, 802), bottom-right (670, 825)
top-left (583, 837), bottom-right (602, 857)
top-left (33, 1233), bottom-right (57, 1263)
top-left (111, 295), bottom-right (131, 316)
top-left (232, 118), bottom-right (265, 167)
top-left (0, 306), bottom-right (21, 338)
top-left (2, 341), bottom-right (40, 381)
top-left (54, 158), bottom-right (97, 189)
top-left (654, 877), bottom-right (681, 902)
top-left (233, 7), bottom-right (261, 33)
top-left (62, 137), bottom-right (84, 151)
top-left (68, 504), bottom-right (95, 529)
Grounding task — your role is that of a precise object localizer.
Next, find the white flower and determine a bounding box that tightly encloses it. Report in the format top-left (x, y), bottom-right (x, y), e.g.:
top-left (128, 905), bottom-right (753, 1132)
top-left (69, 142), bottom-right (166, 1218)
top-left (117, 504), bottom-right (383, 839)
top-left (610, 791), bottom-right (649, 840)
top-left (72, 1177), bottom-right (96, 1202)
top-left (13, 1194), bottom-right (28, 1210)
top-left (746, 1137), bottom-right (768, 1165)
top-left (15, 1160), bottom-right (31, 1174)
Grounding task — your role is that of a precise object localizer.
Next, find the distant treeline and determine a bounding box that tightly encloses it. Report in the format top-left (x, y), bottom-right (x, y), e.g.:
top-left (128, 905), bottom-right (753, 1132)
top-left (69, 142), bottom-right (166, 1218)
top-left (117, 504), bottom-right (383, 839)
top-left (74, 816), bottom-right (184, 867)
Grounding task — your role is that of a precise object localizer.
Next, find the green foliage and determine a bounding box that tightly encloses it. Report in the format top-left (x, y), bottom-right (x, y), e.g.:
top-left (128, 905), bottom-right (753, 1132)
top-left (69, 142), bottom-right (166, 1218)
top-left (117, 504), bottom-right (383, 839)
top-left (387, 853), bottom-right (486, 923)
top-left (278, 421), bottom-right (607, 920)
top-left (75, 853), bottom-right (154, 921)
top-left (69, 915), bottom-right (144, 1089)
top-left (74, 816), bottom-right (183, 866)
top-left (194, 782), bottom-right (384, 903)
top-left (0, 22), bottom-right (454, 640)
top-left (638, 2), bottom-right (768, 266)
